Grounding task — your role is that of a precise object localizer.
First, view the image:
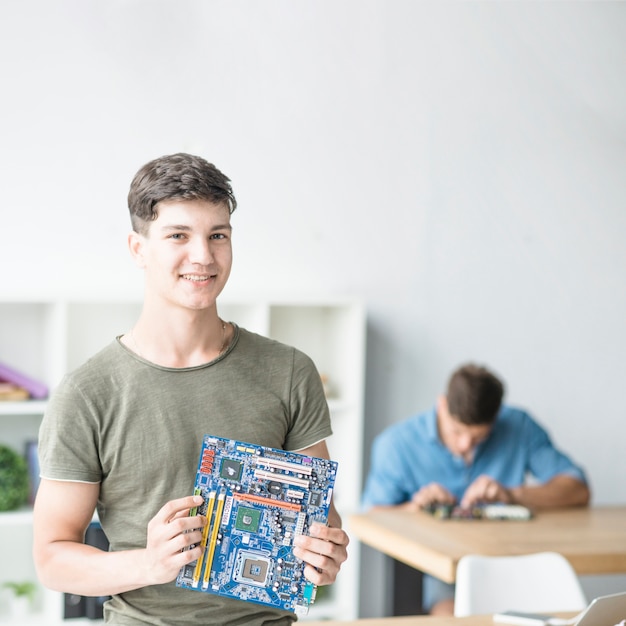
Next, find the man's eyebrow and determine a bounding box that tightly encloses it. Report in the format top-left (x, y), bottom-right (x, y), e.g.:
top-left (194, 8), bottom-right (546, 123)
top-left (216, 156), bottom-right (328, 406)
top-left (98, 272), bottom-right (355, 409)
top-left (159, 223), bottom-right (232, 232)
top-left (161, 224), bottom-right (192, 232)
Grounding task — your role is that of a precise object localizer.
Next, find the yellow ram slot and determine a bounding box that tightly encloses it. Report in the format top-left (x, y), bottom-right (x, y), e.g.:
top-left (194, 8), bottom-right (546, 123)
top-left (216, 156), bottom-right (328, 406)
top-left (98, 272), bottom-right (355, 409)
top-left (202, 492), bottom-right (225, 589)
top-left (192, 491), bottom-right (216, 586)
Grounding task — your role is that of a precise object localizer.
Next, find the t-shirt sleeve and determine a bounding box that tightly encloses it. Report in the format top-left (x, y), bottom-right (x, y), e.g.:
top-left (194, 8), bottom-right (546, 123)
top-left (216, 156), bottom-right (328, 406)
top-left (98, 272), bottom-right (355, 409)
top-left (282, 348), bottom-right (332, 452)
top-left (38, 374), bottom-right (102, 484)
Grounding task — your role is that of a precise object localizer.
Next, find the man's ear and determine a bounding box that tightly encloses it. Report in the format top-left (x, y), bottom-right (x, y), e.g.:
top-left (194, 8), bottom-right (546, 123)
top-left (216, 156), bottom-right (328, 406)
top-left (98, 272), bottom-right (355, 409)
top-left (436, 394), bottom-right (448, 417)
top-left (128, 231), bottom-right (146, 268)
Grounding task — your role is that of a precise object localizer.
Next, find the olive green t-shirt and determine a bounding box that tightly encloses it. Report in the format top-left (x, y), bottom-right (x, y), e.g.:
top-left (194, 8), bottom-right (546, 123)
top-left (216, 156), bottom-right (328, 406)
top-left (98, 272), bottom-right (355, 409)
top-left (38, 325), bottom-right (332, 625)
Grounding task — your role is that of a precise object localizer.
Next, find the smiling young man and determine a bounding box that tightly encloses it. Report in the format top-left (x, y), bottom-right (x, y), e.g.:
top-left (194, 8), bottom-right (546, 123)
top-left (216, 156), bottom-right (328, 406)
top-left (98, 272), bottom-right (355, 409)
top-left (33, 153), bottom-right (348, 625)
top-left (361, 362), bottom-right (590, 616)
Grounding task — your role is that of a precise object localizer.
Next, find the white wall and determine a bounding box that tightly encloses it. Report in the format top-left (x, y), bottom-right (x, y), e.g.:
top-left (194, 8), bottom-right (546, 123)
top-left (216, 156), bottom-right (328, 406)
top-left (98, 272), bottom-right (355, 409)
top-left (1, 0), bottom-right (625, 616)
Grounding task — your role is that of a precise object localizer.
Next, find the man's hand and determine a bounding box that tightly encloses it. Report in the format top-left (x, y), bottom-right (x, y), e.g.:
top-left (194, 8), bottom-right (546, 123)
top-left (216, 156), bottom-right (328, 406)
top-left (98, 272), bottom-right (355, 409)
top-left (410, 482), bottom-right (456, 509)
top-left (141, 495), bottom-right (207, 585)
top-left (460, 475), bottom-right (512, 509)
top-left (292, 522), bottom-right (349, 586)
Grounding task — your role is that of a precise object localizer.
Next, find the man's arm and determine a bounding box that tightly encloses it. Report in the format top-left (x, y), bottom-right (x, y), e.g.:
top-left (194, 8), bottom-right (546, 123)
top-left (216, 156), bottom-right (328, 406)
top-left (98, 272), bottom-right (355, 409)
top-left (33, 478), bottom-right (206, 596)
top-left (509, 474), bottom-right (590, 509)
top-left (368, 482), bottom-right (456, 513)
top-left (460, 474), bottom-right (590, 510)
top-left (292, 440), bottom-right (349, 585)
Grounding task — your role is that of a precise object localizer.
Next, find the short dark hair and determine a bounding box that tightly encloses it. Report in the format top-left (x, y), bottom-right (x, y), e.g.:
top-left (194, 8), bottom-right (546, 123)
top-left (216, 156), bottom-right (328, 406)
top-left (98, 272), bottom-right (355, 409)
top-left (127, 153), bottom-right (237, 234)
top-left (446, 363), bottom-right (504, 425)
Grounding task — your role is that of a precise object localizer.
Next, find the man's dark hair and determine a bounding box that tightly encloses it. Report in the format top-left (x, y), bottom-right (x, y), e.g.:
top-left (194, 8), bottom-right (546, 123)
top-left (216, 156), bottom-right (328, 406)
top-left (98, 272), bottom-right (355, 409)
top-left (127, 153), bottom-right (237, 234)
top-left (446, 363), bottom-right (504, 425)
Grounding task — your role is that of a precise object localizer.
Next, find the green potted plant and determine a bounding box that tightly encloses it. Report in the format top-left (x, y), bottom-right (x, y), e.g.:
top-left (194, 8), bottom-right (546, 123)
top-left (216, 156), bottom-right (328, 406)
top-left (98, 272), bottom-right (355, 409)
top-left (2, 580), bottom-right (37, 617)
top-left (0, 444), bottom-right (30, 511)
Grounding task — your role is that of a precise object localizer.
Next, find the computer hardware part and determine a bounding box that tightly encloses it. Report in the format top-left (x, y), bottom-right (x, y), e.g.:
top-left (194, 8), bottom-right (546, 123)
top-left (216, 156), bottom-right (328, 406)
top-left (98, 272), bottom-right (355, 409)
top-left (176, 435), bottom-right (338, 616)
top-left (423, 503), bottom-right (532, 520)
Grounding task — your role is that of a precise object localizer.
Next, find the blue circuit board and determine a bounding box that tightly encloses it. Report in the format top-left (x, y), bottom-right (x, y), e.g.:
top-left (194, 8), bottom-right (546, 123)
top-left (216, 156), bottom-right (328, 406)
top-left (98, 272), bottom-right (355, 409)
top-left (423, 503), bottom-right (532, 520)
top-left (176, 435), bottom-right (338, 616)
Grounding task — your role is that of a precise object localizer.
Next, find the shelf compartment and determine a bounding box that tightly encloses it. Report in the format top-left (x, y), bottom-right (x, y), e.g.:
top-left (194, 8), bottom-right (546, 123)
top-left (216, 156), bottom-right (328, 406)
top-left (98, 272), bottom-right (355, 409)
top-left (0, 400), bottom-right (47, 416)
top-left (0, 301), bottom-right (62, 395)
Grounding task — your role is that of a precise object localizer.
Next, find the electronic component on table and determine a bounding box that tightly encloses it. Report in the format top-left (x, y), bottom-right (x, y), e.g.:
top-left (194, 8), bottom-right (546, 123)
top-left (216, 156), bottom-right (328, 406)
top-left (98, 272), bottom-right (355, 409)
top-left (423, 503), bottom-right (533, 520)
top-left (482, 504), bottom-right (533, 520)
top-left (423, 503), bottom-right (484, 519)
top-left (176, 435), bottom-right (338, 616)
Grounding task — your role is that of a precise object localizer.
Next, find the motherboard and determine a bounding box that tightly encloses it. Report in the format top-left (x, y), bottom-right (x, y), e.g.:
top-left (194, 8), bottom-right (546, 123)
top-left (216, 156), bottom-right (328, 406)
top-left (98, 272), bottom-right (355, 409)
top-left (176, 435), bottom-right (338, 616)
top-left (422, 503), bottom-right (533, 520)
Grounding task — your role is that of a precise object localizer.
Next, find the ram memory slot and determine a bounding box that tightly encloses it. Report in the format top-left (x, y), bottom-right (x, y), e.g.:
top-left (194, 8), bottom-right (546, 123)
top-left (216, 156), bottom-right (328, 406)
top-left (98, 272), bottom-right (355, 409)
top-left (192, 490), bottom-right (216, 585)
top-left (202, 492), bottom-right (226, 589)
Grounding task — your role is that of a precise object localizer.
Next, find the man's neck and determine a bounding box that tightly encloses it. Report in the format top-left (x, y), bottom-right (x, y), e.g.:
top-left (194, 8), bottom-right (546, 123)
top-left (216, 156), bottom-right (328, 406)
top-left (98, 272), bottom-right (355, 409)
top-left (128, 304), bottom-right (226, 368)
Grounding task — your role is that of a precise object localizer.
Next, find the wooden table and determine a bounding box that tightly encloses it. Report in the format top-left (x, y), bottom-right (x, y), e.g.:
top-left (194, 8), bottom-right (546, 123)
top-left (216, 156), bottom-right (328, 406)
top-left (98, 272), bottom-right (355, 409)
top-left (349, 505), bottom-right (626, 584)
top-left (306, 614), bottom-right (576, 626)
top-left (305, 616), bottom-right (499, 626)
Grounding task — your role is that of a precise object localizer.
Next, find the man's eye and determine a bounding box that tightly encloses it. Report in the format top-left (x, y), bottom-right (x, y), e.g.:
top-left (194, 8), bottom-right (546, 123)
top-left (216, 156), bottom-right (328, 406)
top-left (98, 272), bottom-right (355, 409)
top-left (170, 233), bottom-right (186, 240)
top-left (211, 233), bottom-right (227, 240)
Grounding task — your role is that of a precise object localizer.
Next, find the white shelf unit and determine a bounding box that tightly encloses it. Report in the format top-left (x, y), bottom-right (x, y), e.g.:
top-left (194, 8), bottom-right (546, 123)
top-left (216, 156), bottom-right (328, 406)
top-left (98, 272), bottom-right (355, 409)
top-left (0, 298), bottom-right (365, 623)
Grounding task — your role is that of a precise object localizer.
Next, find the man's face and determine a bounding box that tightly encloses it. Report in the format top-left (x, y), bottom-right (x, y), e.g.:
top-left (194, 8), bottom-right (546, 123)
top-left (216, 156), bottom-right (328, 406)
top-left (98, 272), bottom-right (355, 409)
top-left (129, 198), bottom-right (232, 312)
top-left (436, 396), bottom-right (492, 463)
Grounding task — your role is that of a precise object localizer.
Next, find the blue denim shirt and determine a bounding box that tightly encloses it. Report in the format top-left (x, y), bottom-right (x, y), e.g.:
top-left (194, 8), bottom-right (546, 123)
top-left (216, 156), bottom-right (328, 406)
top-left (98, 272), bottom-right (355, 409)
top-left (361, 404), bottom-right (587, 509)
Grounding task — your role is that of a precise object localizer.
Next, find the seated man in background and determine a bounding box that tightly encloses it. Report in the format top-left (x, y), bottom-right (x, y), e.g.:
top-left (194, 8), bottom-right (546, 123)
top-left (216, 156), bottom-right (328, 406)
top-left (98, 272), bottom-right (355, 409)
top-left (361, 362), bottom-right (590, 616)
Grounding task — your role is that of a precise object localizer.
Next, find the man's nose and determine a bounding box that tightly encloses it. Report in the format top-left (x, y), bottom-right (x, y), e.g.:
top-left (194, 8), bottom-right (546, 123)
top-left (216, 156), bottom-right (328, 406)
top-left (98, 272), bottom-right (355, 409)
top-left (458, 435), bottom-right (473, 453)
top-left (189, 238), bottom-right (213, 264)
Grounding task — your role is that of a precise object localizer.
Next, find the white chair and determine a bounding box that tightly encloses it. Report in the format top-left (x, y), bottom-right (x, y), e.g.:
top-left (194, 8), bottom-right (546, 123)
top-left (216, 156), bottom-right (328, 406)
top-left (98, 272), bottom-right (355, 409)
top-left (454, 551), bottom-right (588, 617)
